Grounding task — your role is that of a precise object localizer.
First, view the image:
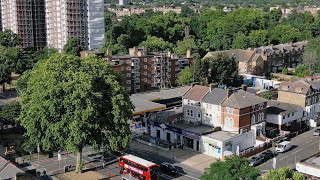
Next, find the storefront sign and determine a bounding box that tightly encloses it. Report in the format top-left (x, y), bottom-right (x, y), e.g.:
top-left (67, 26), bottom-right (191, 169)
top-left (150, 120), bottom-right (182, 133)
top-left (182, 130), bottom-right (200, 140)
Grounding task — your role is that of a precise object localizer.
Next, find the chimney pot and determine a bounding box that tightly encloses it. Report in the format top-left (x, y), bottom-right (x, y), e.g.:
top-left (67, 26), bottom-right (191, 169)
top-left (209, 83), bottom-right (218, 91)
top-left (227, 88), bottom-right (233, 97)
top-left (241, 84), bottom-right (248, 91)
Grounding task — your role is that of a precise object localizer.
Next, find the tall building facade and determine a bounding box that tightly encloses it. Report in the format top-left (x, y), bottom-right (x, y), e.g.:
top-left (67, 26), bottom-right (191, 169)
top-left (45, 0), bottom-right (105, 52)
top-left (1, 0), bottom-right (46, 50)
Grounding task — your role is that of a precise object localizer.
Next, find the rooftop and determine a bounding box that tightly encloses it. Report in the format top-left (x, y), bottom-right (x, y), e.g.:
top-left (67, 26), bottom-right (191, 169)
top-left (183, 85), bottom-right (209, 101)
top-left (121, 154), bottom-right (156, 167)
top-left (222, 90), bottom-right (267, 109)
top-left (201, 88), bottom-right (229, 105)
top-left (267, 100), bottom-right (303, 115)
top-left (148, 107), bottom-right (183, 124)
top-left (0, 156), bottom-right (24, 179)
top-left (205, 131), bottom-right (239, 141)
top-left (279, 79), bottom-right (320, 94)
top-left (130, 86), bottom-right (190, 115)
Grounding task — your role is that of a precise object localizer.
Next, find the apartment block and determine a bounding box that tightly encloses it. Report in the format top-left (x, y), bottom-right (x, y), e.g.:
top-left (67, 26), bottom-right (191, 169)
top-left (45, 0), bottom-right (105, 52)
top-left (80, 47), bottom-right (193, 94)
top-left (1, 0), bottom-right (46, 50)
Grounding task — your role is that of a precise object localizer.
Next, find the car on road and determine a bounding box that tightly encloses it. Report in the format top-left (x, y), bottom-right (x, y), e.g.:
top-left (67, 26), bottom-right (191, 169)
top-left (160, 162), bottom-right (178, 174)
top-left (259, 150), bottom-right (274, 162)
top-left (276, 141), bottom-right (292, 153)
top-left (313, 128), bottom-right (320, 136)
top-left (248, 156), bottom-right (263, 166)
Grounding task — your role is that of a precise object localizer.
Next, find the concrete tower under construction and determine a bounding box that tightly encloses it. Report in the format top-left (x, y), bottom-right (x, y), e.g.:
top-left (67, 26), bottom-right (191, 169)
top-left (45, 0), bottom-right (105, 51)
top-left (1, 0), bottom-right (47, 50)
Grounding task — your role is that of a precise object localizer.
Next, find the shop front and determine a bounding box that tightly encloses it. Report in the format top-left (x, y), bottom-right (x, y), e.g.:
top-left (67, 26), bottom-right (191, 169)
top-left (202, 137), bottom-right (223, 159)
top-left (181, 130), bottom-right (201, 151)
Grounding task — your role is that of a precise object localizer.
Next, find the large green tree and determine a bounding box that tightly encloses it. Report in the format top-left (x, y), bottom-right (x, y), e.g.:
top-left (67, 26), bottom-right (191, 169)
top-left (63, 38), bottom-right (85, 56)
top-left (139, 36), bottom-right (173, 52)
top-left (201, 155), bottom-right (259, 180)
top-left (0, 29), bottom-right (20, 48)
top-left (0, 46), bottom-right (21, 90)
top-left (18, 53), bottom-right (133, 173)
top-left (0, 101), bottom-right (21, 125)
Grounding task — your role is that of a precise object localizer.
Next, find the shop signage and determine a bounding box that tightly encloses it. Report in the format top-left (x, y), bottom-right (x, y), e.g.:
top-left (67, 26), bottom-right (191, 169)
top-left (150, 120), bottom-right (182, 133)
top-left (182, 130), bottom-right (200, 140)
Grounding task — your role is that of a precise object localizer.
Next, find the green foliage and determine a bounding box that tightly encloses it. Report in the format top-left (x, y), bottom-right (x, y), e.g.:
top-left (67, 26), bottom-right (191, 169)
top-left (270, 25), bottom-right (301, 44)
top-left (18, 53), bottom-right (133, 172)
top-left (282, 67), bottom-right (288, 75)
top-left (294, 64), bottom-right (310, 77)
top-left (0, 29), bottom-right (20, 48)
top-left (259, 167), bottom-right (304, 180)
top-left (177, 66), bottom-right (194, 86)
top-left (258, 91), bottom-right (273, 100)
top-left (0, 46), bottom-right (21, 85)
top-left (248, 30), bottom-right (270, 47)
top-left (63, 38), bottom-right (85, 56)
top-left (174, 38), bottom-right (198, 55)
top-left (0, 101), bottom-right (21, 125)
top-left (139, 36), bottom-right (173, 52)
top-left (201, 155), bottom-right (259, 180)
top-left (302, 37), bottom-right (320, 74)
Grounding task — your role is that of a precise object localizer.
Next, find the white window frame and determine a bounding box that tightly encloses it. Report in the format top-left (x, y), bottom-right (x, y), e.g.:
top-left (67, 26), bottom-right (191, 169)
top-left (251, 114), bottom-right (256, 124)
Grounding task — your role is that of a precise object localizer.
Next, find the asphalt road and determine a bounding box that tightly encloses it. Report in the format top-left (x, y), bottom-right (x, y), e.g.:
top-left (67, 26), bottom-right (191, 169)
top-left (258, 129), bottom-right (320, 170)
top-left (31, 145), bottom-right (201, 180)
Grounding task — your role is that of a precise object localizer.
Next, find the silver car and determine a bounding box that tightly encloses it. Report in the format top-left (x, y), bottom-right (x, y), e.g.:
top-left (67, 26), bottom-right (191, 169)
top-left (313, 128), bottom-right (320, 136)
top-left (249, 156), bottom-right (262, 166)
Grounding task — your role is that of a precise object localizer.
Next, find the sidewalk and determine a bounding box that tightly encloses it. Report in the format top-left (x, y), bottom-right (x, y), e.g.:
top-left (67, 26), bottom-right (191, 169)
top-left (130, 140), bottom-right (216, 172)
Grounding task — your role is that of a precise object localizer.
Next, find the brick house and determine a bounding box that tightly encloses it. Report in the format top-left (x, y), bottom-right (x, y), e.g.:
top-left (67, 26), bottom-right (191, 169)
top-left (278, 79), bottom-right (320, 126)
top-left (221, 90), bottom-right (268, 138)
top-left (80, 47), bottom-right (193, 94)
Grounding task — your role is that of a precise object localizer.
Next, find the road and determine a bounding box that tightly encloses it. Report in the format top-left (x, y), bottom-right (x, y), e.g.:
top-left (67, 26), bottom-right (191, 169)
top-left (31, 144), bottom-right (202, 180)
top-left (258, 129), bottom-right (320, 170)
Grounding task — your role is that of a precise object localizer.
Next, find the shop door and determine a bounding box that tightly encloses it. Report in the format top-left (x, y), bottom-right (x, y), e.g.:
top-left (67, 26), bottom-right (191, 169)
top-left (183, 136), bottom-right (194, 149)
top-left (156, 129), bottom-right (160, 138)
top-left (196, 141), bottom-right (200, 151)
top-left (166, 132), bottom-right (171, 142)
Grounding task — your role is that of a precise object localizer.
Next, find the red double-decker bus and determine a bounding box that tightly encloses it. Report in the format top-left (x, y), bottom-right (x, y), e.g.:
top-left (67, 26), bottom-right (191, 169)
top-left (119, 154), bottom-right (160, 180)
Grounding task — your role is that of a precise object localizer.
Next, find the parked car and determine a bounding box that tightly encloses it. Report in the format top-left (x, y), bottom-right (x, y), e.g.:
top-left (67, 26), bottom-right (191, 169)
top-left (160, 162), bottom-right (178, 174)
top-left (259, 150), bottom-right (274, 162)
top-left (276, 141), bottom-right (292, 153)
top-left (248, 156), bottom-right (263, 166)
top-left (313, 128), bottom-right (320, 136)
top-left (275, 136), bottom-right (291, 145)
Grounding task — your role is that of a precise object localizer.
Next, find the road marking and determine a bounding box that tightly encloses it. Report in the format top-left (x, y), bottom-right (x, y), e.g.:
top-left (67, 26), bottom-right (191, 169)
top-left (292, 148), bottom-right (303, 155)
top-left (177, 172), bottom-right (200, 180)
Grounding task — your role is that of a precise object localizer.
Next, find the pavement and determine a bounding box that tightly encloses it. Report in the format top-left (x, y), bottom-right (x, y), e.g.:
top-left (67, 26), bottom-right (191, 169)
top-left (258, 128), bottom-right (320, 170)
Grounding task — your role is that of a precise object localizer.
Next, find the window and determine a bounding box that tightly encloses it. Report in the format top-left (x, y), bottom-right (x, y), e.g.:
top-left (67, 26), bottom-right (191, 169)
top-left (252, 105), bottom-right (255, 111)
top-left (144, 71), bottom-right (147, 76)
top-left (190, 110), bottom-right (194, 117)
top-left (126, 73), bottom-right (131, 77)
top-left (261, 112), bottom-right (264, 121)
top-left (188, 100), bottom-right (191, 105)
top-left (258, 113), bottom-right (261, 122)
top-left (126, 60), bottom-right (131, 64)
top-left (186, 109), bottom-right (190, 116)
top-left (126, 80), bottom-right (131, 84)
top-left (292, 112), bottom-right (294, 116)
top-left (144, 58), bottom-right (148, 62)
top-left (121, 67), bottom-right (124, 71)
top-left (197, 111), bottom-right (201, 119)
top-left (225, 118), bottom-right (234, 127)
top-left (226, 107), bottom-right (234, 114)
top-left (144, 65), bottom-right (148, 69)
top-left (126, 67), bottom-right (131, 71)
top-left (251, 114), bottom-right (256, 124)
top-left (144, 78), bottom-right (148, 82)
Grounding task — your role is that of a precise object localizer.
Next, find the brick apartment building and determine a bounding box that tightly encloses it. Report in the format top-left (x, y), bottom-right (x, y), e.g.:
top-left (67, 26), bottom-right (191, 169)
top-left (81, 47), bottom-right (193, 94)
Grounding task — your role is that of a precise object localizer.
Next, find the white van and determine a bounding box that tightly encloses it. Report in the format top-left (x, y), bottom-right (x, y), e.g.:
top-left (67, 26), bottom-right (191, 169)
top-left (275, 141), bottom-right (292, 153)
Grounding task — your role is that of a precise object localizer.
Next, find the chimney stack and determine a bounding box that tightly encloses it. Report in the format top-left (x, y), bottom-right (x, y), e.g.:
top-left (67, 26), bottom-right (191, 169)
top-left (105, 48), bottom-right (112, 57)
top-left (241, 84), bottom-right (248, 91)
top-left (209, 83), bottom-right (218, 92)
top-left (227, 88), bottom-right (233, 97)
top-left (186, 49), bottom-right (192, 58)
top-left (168, 51), bottom-right (172, 58)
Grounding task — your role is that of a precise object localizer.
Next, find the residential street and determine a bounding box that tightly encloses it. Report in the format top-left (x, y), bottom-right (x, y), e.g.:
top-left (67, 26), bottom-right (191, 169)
top-left (30, 140), bottom-right (204, 180)
top-left (258, 129), bottom-right (320, 170)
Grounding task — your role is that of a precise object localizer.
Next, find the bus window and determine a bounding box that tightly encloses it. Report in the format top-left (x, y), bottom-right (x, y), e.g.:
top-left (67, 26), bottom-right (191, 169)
top-left (150, 166), bottom-right (160, 180)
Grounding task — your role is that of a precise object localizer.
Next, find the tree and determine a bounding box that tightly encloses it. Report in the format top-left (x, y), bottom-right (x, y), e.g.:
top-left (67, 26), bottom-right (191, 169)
top-left (174, 37), bottom-right (198, 56)
top-left (294, 64), bottom-right (310, 77)
top-left (232, 33), bottom-right (249, 49)
top-left (0, 46), bottom-right (21, 90)
top-left (258, 91), bottom-right (273, 100)
top-left (0, 101), bottom-right (21, 125)
top-left (270, 25), bottom-right (301, 44)
top-left (248, 30), bottom-right (270, 47)
top-left (139, 36), bottom-right (173, 52)
top-left (282, 67), bottom-right (288, 75)
top-left (0, 29), bottom-right (20, 48)
top-left (201, 155), bottom-right (259, 180)
top-left (63, 38), bottom-right (85, 56)
top-left (258, 167), bottom-right (304, 180)
top-left (177, 66), bottom-right (194, 86)
top-left (18, 53), bottom-right (133, 173)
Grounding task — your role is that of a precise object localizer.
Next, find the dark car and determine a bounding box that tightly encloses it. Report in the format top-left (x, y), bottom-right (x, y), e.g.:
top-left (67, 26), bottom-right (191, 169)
top-left (259, 150), bottom-right (274, 162)
top-left (160, 162), bottom-right (178, 174)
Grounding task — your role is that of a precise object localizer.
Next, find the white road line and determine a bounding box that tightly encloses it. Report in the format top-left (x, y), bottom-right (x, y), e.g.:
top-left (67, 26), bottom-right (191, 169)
top-left (292, 148), bottom-right (303, 155)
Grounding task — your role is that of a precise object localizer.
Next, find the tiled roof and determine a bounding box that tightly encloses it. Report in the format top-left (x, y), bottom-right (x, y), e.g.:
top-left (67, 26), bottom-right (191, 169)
top-left (222, 90), bottom-right (267, 109)
top-left (278, 79), bottom-right (319, 94)
top-left (206, 49), bottom-right (255, 62)
top-left (183, 85), bottom-right (209, 101)
top-left (202, 88), bottom-right (229, 105)
top-left (0, 156), bottom-right (24, 179)
top-left (267, 100), bottom-right (303, 115)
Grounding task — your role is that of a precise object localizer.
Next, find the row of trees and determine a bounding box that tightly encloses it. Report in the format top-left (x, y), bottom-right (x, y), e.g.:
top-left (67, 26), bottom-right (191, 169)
top-left (201, 155), bottom-right (304, 180)
top-left (103, 7), bottom-right (320, 57)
